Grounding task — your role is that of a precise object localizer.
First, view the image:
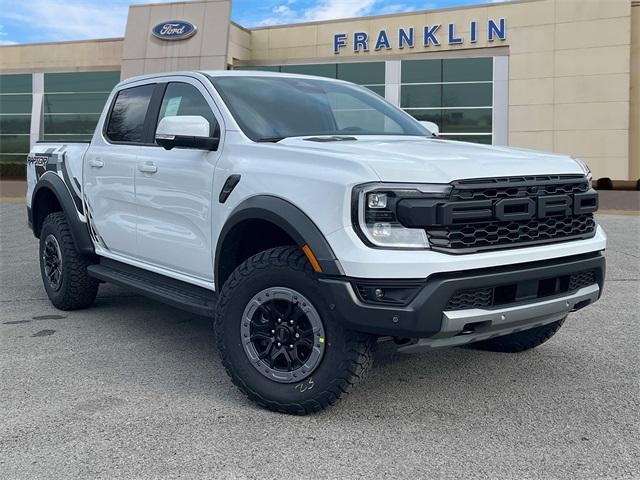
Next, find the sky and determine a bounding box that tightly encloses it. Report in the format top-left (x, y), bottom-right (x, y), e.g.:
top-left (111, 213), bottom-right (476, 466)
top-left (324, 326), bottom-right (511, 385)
top-left (0, 0), bottom-right (505, 46)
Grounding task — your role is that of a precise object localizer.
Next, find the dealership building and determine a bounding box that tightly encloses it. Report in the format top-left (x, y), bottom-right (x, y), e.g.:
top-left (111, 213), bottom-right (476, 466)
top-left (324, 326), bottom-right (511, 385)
top-left (0, 0), bottom-right (638, 180)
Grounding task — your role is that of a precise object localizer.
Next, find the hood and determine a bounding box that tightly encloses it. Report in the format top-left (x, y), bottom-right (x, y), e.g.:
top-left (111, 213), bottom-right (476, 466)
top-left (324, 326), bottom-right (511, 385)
top-left (276, 136), bottom-right (586, 183)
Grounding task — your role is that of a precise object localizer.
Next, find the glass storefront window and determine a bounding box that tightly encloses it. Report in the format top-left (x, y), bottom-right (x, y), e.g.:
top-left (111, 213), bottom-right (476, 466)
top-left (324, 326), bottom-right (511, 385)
top-left (235, 62), bottom-right (385, 96)
top-left (43, 71), bottom-right (120, 139)
top-left (280, 63), bottom-right (337, 78)
top-left (401, 85), bottom-right (441, 108)
top-left (44, 92), bottom-right (111, 114)
top-left (401, 57), bottom-right (493, 144)
top-left (443, 83), bottom-right (492, 108)
top-left (44, 71), bottom-right (121, 93)
top-left (443, 58), bottom-right (492, 82)
top-left (0, 115), bottom-right (31, 134)
top-left (0, 135), bottom-right (31, 154)
top-left (401, 58), bottom-right (442, 84)
top-left (0, 95), bottom-right (32, 114)
top-left (43, 114), bottom-right (103, 135)
top-left (337, 62), bottom-right (385, 85)
top-left (442, 108), bottom-right (492, 133)
top-left (0, 74), bottom-right (32, 173)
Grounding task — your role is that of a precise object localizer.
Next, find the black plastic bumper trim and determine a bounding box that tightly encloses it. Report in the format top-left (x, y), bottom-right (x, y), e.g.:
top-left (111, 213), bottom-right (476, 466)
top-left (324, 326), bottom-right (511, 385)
top-left (319, 252), bottom-right (605, 338)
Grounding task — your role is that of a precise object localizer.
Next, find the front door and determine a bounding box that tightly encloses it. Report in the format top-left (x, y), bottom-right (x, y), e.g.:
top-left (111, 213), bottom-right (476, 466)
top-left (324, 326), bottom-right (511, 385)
top-left (83, 83), bottom-right (156, 258)
top-left (135, 79), bottom-right (222, 282)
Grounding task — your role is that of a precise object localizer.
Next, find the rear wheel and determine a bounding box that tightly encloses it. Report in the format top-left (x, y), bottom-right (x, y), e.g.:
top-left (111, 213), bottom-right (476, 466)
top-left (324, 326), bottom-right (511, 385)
top-left (465, 318), bottom-right (566, 353)
top-left (39, 212), bottom-right (99, 310)
top-left (215, 246), bottom-right (376, 415)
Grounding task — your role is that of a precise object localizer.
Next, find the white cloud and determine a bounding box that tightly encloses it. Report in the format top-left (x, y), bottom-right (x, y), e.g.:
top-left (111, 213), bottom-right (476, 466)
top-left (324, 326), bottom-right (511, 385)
top-left (0, 0), bottom-right (177, 44)
top-left (302, 0), bottom-right (378, 21)
top-left (273, 5), bottom-right (292, 14)
top-left (256, 0), bottom-right (381, 26)
top-left (0, 23), bottom-right (17, 44)
top-left (251, 0), bottom-right (443, 27)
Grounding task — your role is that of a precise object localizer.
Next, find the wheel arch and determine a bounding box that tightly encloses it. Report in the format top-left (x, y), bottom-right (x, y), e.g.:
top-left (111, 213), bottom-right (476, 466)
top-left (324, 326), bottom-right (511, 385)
top-left (214, 196), bottom-right (343, 290)
top-left (31, 173), bottom-right (95, 255)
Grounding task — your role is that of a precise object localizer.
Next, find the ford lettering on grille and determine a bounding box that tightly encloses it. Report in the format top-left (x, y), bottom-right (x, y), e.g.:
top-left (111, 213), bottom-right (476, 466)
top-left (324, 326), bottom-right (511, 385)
top-left (397, 175), bottom-right (598, 253)
top-left (439, 192), bottom-right (598, 224)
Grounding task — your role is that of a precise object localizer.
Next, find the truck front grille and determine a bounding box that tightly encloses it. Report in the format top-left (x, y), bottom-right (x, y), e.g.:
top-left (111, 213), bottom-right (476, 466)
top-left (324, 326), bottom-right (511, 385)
top-left (422, 175), bottom-right (598, 253)
top-left (427, 214), bottom-right (596, 251)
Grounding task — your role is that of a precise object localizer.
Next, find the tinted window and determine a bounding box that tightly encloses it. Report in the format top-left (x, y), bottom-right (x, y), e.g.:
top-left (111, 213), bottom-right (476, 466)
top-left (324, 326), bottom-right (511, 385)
top-left (400, 57), bottom-right (493, 145)
top-left (43, 71), bottom-right (119, 141)
top-left (156, 83), bottom-right (218, 137)
top-left (280, 64), bottom-right (337, 78)
top-left (106, 84), bottom-right (155, 143)
top-left (337, 62), bottom-right (385, 85)
top-left (211, 76), bottom-right (425, 141)
top-left (401, 59), bottom-right (441, 84)
top-left (443, 58), bottom-right (492, 82)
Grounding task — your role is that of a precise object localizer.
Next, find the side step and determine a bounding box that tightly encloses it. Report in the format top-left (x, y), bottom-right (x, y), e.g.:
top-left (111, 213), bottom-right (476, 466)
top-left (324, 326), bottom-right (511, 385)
top-left (87, 258), bottom-right (217, 317)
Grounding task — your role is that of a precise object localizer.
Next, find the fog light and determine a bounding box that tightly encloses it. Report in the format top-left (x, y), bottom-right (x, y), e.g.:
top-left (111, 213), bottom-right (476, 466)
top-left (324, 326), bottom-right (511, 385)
top-left (368, 192), bottom-right (387, 209)
top-left (355, 283), bottom-right (422, 306)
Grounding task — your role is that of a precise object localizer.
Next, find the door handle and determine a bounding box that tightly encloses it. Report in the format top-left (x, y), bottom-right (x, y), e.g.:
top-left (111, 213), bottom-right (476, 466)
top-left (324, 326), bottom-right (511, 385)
top-left (88, 158), bottom-right (104, 168)
top-left (138, 162), bottom-right (157, 174)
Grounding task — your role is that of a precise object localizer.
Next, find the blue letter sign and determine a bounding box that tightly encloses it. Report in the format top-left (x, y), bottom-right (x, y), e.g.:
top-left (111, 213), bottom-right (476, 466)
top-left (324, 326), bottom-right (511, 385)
top-left (488, 18), bottom-right (507, 41)
top-left (333, 33), bottom-right (347, 54)
top-left (398, 27), bottom-right (414, 49)
top-left (423, 24), bottom-right (441, 47)
top-left (375, 30), bottom-right (392, 50)
top-left (333, 18), bottom-right (506, 53)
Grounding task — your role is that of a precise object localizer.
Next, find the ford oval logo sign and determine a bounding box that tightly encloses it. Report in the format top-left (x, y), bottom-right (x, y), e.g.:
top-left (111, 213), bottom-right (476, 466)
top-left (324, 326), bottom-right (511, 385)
top-left (152, 21), bottom-right (197, 41)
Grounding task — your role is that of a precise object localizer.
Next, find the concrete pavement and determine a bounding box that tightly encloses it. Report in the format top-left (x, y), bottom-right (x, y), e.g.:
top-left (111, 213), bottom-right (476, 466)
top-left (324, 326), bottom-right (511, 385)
top-left (1, 202), bottom-right (638, 479)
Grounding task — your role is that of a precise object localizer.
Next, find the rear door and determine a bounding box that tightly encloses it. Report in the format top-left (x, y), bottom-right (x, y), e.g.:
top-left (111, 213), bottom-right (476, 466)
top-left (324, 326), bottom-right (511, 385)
top-left (83, 83), bottom-right (157, 258)
top-left (134, 78), bottom-right (223, 283)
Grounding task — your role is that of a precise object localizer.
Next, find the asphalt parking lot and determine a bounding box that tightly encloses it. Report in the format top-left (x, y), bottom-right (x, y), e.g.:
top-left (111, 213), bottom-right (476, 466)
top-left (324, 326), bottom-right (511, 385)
top-left (1, 201), bottom-right (638, 479)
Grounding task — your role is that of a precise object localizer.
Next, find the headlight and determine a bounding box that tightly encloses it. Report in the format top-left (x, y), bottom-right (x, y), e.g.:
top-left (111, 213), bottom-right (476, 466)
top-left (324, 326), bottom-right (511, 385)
top-left (352, 183), bottom-right (451, 249)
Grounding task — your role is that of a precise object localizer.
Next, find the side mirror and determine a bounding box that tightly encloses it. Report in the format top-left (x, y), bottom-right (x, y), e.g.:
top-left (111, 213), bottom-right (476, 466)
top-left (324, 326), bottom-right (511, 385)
top-left (155, 115), bottom-right (219, 151)
top-left (419, 121), bottom-right (440, 137)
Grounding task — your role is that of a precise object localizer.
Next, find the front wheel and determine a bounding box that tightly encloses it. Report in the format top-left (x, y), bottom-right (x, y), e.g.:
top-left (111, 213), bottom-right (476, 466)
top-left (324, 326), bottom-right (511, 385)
top-left (215, 246), bottom-right (376, 415)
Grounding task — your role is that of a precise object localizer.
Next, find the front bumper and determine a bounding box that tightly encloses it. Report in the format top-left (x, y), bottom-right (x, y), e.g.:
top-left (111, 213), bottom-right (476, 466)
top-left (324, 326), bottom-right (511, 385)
top-left (319, 252), bottom-right (605, 341)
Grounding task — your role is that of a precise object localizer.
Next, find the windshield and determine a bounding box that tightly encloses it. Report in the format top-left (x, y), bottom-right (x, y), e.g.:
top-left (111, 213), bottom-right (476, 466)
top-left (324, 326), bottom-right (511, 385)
top-left (210, 75), bottom-right (427, 142)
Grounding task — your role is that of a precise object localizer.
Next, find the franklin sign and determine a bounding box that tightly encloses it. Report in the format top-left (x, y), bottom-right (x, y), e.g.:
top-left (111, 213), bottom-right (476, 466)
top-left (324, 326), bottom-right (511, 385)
top-left (152, 21), bottom-right (197, 41)
top-left (333, 18), bottom-right (506, 54)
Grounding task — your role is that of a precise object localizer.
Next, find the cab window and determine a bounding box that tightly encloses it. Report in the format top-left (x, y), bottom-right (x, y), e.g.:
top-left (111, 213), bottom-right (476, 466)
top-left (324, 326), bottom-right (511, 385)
top-left (156, 83), bottom-right (218, 140)
top-left (105, 84), bottom-right (155, 143)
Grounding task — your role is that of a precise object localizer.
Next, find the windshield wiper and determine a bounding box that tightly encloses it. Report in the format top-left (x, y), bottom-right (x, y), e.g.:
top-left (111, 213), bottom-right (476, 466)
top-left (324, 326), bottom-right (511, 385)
top-left (256, 136), bottom-right (286, 143)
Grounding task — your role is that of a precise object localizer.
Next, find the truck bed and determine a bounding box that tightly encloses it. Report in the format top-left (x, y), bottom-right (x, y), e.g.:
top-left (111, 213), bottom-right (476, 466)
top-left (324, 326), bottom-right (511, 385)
top-left (26, 142), bottom-right (89, 217)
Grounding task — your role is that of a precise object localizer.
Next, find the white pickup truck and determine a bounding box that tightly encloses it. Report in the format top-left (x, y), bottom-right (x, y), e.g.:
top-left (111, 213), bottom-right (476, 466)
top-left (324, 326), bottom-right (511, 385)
top-left (26, 71), bottom-right (606, 414)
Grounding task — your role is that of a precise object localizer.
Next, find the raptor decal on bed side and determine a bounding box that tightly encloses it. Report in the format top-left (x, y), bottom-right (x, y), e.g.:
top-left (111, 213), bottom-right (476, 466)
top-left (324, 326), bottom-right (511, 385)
top-left (27, 153), bottom-right (51, 180)
top-left (29, 148), bottom-right (84, 214)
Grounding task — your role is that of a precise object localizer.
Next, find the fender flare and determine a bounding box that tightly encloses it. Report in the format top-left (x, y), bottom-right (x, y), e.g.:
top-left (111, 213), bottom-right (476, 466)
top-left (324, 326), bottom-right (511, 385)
top-left (31, 173), bottom-right (95, 255)
top-left (215, 195), bottom-right (344, 284)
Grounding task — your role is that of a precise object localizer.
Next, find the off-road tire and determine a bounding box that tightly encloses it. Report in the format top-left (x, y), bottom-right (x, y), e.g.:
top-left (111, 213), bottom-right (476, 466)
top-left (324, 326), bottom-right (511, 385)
top-left (466, 318), bottom-right (566, 353)
top-left (215, 246), bottom-right (376, 415)
top-left (39, 212), bottom-right (99, 310)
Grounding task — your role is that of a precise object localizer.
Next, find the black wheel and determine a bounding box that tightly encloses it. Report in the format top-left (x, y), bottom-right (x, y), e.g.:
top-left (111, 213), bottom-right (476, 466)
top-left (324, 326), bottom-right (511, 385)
top-left (465, 318), bottom-right (566, 353)
top-left (39, 212), bottom-right (99, 310)
top-left (215, 246), bottom-right (376, 415)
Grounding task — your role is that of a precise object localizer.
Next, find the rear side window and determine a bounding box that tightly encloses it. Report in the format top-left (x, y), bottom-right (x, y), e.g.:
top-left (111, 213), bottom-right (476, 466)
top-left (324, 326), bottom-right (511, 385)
top-left (105, 84), bottom-right (155, 143)
top-left (156, 82), bottom-right (218, 137)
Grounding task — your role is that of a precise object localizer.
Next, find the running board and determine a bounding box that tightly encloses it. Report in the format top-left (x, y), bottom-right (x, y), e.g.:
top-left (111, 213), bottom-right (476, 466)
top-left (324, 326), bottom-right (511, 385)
top-left (87, 259), bottom-right (217, 317)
